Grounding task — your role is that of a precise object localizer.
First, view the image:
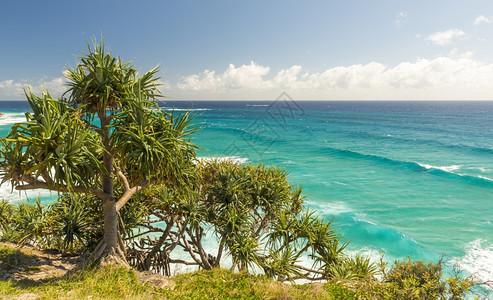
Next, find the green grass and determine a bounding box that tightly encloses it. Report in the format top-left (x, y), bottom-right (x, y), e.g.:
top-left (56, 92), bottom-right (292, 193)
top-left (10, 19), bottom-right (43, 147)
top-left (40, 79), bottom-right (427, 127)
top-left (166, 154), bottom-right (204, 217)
top-left (163, 268), bottom-right (340, 299)
top-left (0, 264), bottom-right (367, 300)
top-left (0, 266), bottom-right (162, 300)
top-left (0, 242), bottom-right (476, 299)
top-left (0, 244), bottom-right (33, 270)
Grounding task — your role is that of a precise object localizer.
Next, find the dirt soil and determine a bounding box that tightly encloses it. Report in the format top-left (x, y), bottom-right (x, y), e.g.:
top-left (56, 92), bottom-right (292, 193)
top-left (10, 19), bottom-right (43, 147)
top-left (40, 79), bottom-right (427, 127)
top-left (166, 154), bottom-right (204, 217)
top-left (0, 242), bottom-right (174, 291)
top-left (0, 242), bottom-right (83, 282)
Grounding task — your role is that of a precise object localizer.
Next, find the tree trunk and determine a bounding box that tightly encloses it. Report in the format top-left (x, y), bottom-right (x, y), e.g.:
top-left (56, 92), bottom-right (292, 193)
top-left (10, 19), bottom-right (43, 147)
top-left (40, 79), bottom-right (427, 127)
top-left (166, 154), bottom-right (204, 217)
top-left (100, 198), bottom-right (126, 264)
top-left (91, 109), bottom-right (127, 266)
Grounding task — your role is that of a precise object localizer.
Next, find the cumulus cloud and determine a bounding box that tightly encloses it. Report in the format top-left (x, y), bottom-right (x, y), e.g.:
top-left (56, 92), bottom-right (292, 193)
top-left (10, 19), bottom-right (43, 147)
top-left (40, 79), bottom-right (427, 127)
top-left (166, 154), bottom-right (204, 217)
top-left (171, 54), bottom-right (493, 100)
top-left (0, 74), bottom-right (67, 100)
top-left (426, 29), bottom-right (466, 46)
top-left (0, 80), bottom-right (26, 99)
top-left (4, 57), bottom-right (493, 101)
top-left (177, 62), bottom-right (271, 91)
top-left (474, 15), bottom-right (490, 25)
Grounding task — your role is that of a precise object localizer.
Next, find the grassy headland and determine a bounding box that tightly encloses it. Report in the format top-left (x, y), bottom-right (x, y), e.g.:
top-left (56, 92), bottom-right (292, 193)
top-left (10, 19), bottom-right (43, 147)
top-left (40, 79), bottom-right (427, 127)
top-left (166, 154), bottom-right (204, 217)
top-left (0, 242), bottom-right (360, 299)
top-left (0, 242), bottom-right (479, 300)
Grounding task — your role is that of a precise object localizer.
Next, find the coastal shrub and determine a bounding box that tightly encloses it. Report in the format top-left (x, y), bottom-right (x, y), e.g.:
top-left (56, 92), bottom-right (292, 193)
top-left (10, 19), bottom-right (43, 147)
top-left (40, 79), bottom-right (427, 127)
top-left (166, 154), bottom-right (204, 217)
top-left (48, 194), bottom-right (101, 252)
top-left (11, 199), bottom-right (51, 247)
top-left (328, 254), bottom-right (379, 281)
top-left (127, 159), bottom-right (373, 283)
top-left (0, 191), bottom-right (147, 254)
top-left (375, 258), bottom-right (474, 300)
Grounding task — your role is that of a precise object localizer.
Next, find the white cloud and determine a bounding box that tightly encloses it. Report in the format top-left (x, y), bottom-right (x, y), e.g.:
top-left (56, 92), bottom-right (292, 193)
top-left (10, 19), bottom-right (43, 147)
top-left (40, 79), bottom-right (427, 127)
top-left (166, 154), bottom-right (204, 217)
top-left (170, 54), bottom-right (493, 100)
top-left (426, 29), bottom-right (466, 46)
top-left (4, 57), bottom-right (493, 101)
top-left (0, 80), bottom-right (25, 99)
top-left (177, 62), bottom-right (271, 91)
top-left (0, 74), bottom-right (67, 100)
top-left (474, 15), bottom-right (490, 25)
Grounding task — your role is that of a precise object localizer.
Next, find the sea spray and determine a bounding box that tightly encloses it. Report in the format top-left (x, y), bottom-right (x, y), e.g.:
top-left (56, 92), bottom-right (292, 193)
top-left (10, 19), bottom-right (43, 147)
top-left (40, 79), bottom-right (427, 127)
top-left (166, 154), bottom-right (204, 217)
top-left (454, 239), bottom-right (493, 287)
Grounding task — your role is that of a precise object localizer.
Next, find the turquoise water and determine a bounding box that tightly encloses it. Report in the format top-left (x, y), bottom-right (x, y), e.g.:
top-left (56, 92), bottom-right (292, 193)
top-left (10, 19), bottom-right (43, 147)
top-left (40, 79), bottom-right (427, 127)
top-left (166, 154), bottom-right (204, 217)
top-left (1, 100), bottom-right (492, 284)
top-left (174, 100), bottom-right (493, 284)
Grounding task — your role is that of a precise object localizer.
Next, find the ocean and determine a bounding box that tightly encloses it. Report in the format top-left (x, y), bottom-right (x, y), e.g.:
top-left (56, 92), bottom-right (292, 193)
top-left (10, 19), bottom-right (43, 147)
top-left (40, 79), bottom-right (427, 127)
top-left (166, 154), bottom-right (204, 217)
top-left (1, 99), bottom-right (492, 286)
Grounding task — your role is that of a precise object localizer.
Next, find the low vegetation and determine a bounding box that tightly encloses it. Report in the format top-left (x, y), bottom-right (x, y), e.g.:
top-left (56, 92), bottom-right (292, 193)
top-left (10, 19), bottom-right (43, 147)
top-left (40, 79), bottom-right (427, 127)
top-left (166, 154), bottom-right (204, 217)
top-left (0, 242), bottom-right (478, 299)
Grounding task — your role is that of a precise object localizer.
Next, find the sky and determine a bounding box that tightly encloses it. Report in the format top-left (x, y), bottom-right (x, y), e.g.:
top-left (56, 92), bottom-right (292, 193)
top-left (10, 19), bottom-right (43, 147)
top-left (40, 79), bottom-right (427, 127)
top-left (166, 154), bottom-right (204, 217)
top-left (2, 0), bottom-right (493, 100)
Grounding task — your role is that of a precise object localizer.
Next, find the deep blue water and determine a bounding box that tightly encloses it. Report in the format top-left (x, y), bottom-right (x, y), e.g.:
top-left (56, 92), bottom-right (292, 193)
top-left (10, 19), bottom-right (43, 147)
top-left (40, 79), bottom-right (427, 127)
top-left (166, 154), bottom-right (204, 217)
top-left (1, 100), bottom-right (492, 285)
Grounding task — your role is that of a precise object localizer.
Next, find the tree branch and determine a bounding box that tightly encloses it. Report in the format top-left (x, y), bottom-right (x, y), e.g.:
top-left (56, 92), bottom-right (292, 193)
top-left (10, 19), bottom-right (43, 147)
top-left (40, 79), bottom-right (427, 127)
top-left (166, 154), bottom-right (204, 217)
top-left (15, 180), bottom-right (112, 201)
top-left (83, 120), bottom-right (103, 135)
top-left (293, 264), bottom-right (326, 275)
top-left (116, 170), bottom-right (130, 192)
top-left (115, 181), bottom-right (148, 211)
top-left (168, 259), bottom-right (200, 266)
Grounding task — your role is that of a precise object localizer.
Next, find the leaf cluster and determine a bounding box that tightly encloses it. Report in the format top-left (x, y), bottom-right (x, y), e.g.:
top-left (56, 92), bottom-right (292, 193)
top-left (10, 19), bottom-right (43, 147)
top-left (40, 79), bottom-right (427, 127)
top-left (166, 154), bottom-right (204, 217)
top-left (0, 92), bottom-right (102, 190)
top-left (0, 193), bottom-right (146, 253)
top-left (131, 159), bottom-right (378, 282)
top-left (0, 37), bottom-right (198, 208)
top-left (374, 258), bottom-right (475, 299)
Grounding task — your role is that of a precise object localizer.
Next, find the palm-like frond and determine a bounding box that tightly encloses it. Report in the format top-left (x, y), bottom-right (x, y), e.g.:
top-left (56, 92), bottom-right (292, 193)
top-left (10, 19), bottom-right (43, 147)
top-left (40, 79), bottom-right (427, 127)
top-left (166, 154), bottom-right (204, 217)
top-left (261, 245), bottom-right (304, 281)
top-left (1, 92), bottom-right (104, 190)
top-left (111, 97), bottom-right (197, 184)
top-left (65, 38), bottom-right (139, 113)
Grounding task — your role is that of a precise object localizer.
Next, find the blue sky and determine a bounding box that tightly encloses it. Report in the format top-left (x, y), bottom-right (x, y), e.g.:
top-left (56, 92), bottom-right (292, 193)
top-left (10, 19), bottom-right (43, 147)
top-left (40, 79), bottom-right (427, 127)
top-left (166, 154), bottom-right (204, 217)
top-left (2, 0), bottom-right (493, 100)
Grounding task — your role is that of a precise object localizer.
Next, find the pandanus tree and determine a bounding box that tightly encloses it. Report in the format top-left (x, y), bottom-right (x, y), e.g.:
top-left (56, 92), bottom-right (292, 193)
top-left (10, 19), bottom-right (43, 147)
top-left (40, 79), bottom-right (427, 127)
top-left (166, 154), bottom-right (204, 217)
top-left (129, 160), bottom-right (355, 281)
top-left (0, 38), bottom-right (196, 264)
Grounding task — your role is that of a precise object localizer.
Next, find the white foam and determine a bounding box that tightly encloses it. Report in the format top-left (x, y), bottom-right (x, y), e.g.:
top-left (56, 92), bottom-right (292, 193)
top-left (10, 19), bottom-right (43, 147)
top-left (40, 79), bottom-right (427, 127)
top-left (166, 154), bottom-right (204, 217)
top-left (478, 175), bottom-right (493, 182)
top-left (0, 181), bottom-right (56, 203)
top-left (453, 239), bottom-right (493, 285)
top-left (162, 107), bottom-right (211, 111)
top-left (333, 181), bottom-right (347, 186)
top-left (418, 163), bottom-right (462, 173)
top-left (0, 113), bottom-right (26, 126)
top-left (308, 201), bottom-right (353, 215)
top-left (353, 213), bottom-right (378, 225)
top-left (245, 104), bottom-right (269, 107)
top-left (467, 166), bottom-right (489, 173)
top-left (196, 156), bottom-right (249, 164)
top-left (345, 247), bottom-right (383, 263)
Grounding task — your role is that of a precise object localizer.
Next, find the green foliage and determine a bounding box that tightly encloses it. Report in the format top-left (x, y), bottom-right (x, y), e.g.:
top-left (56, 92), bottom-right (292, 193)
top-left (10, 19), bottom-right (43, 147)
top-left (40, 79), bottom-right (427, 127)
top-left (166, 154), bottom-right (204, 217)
top-left (0, 200), bottom-right (13, 234)
top-left (48, 194), bottom-right (101, 252)
top-left (63, 37), bottom-right (197, 185)
top-left (0, 92), bottom-right (102, 190)
top-left (65, 37), bottom-right (160, 114)
top-left (12, 199), bottom-right (50, 246)
top-left (328, 254), bottom-right (379, 281)
top-left (132, 160), bottom-right (363, 282)
top-left (0, 263), bottom-right (350, 300)
top-left (323, 283), bottom-right (360, 299)
top-left (0, 265), bottom-right (162, 300)
top-left (375, 258), bottom-right (475, 300)
top-left (446, 275), bottom-right (475, 300)
top-left (165, 268), bottom-right (336, 299)
top-left (0, 191), bottom-right (147, 253)
top-left (0, 242), bottom-right (477, 300)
